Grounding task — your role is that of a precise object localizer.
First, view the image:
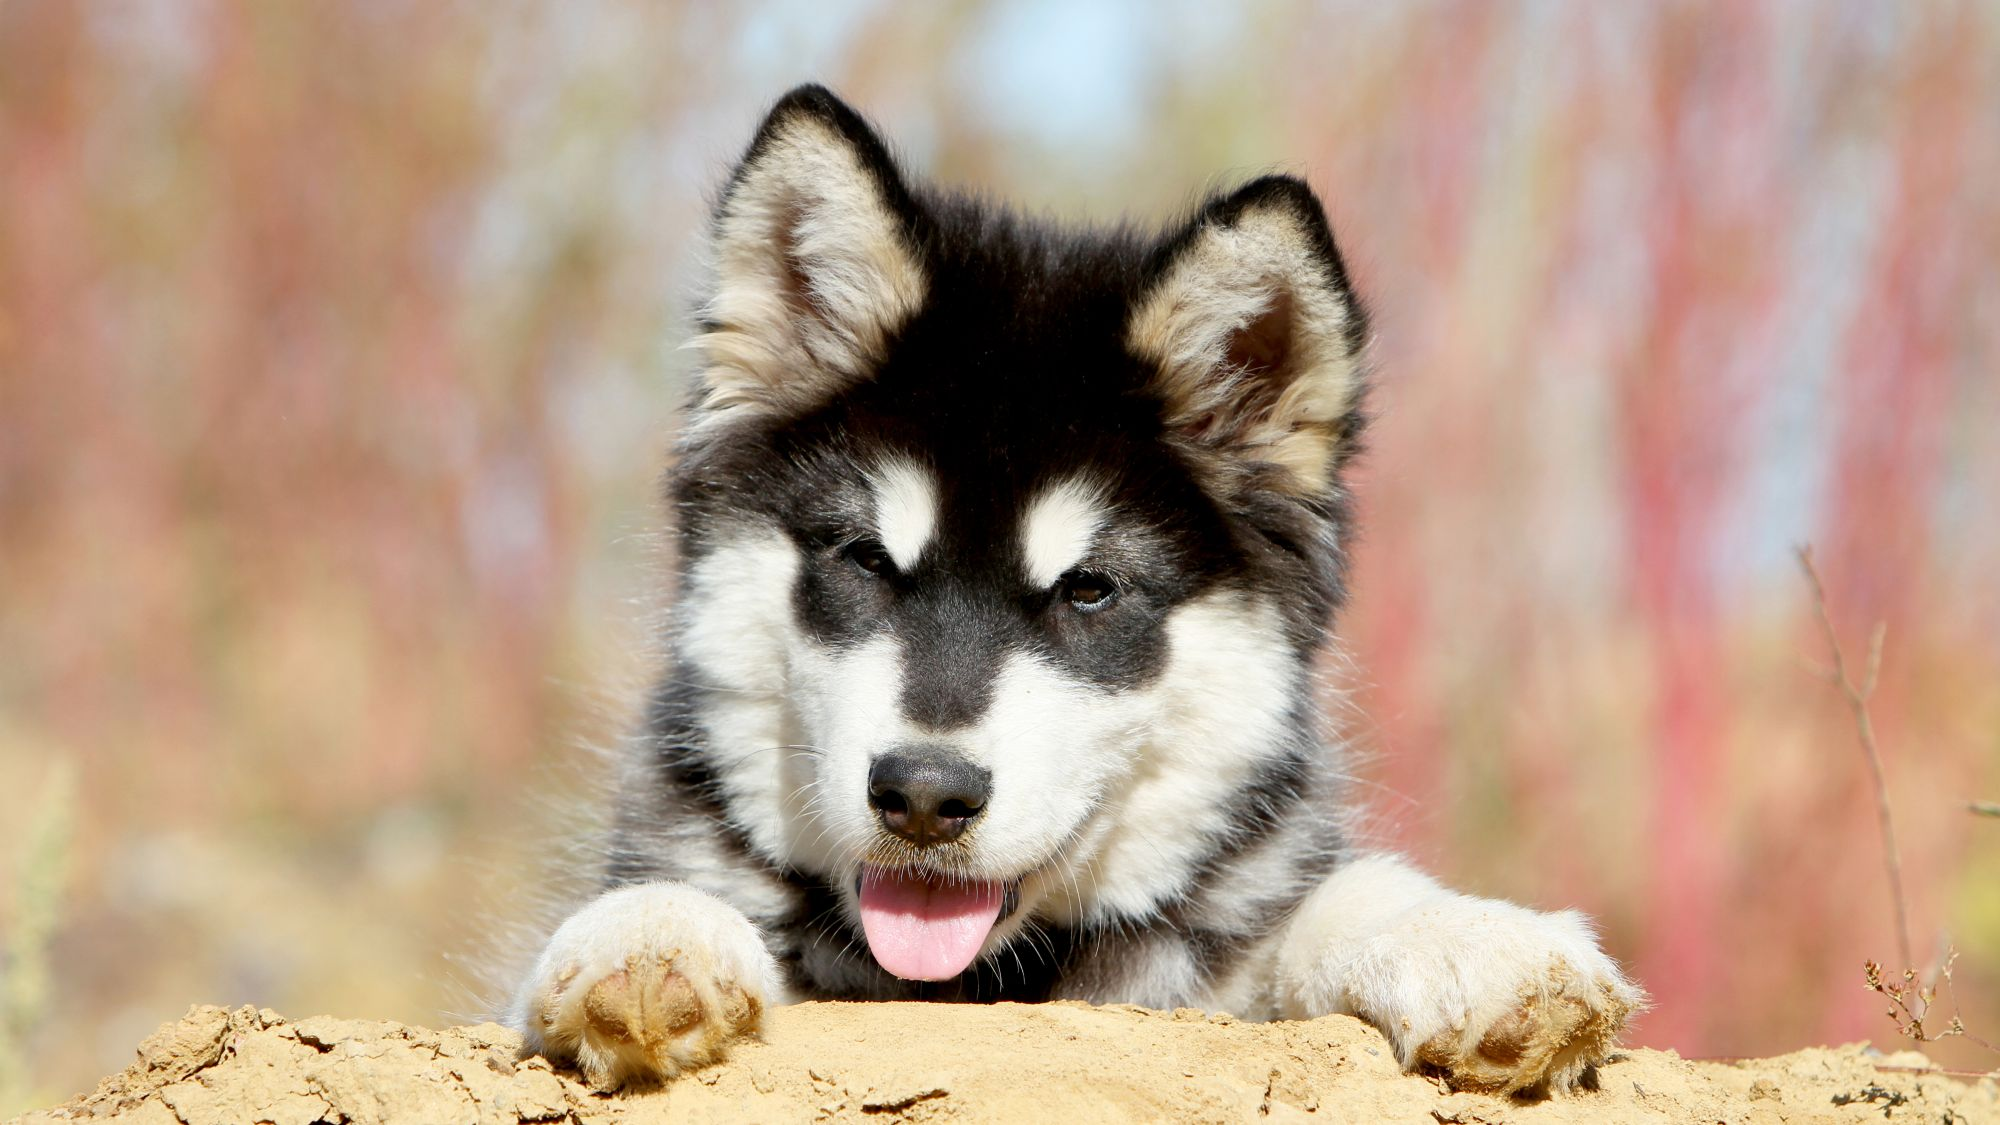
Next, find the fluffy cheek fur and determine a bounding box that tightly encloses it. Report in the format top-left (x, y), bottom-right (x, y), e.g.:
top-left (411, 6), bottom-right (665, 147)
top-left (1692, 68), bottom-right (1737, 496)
top-left (1040, 591), bottom-right (1303, 925)
top-left (676, 526), bottom-right (818, 868)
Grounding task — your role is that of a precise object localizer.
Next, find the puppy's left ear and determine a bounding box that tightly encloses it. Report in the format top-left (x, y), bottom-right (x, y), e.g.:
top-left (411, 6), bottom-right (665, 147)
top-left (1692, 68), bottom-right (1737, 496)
top-left (1129, 176), bottom-right (1367, 495)
top-left (692, 85), bottom-right (928, 427)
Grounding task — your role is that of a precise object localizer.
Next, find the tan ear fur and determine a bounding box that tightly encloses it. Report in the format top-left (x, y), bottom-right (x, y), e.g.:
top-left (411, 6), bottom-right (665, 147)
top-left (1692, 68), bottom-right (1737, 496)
top-left (690, 114), bottom-right (926, 428)
top-left (1128, 203), bottom-right (1362, 494)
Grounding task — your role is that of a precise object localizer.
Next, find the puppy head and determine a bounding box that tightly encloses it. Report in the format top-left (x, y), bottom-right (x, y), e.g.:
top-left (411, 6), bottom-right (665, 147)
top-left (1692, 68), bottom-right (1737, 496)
top-left (671, 85), bottom-right (1366, 975)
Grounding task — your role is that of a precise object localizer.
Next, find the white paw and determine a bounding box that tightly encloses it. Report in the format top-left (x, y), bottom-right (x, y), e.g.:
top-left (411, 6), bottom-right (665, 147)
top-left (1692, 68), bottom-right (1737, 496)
top-left (1279, 857), bottom-right (1644, 1095)
top-left (514, 883), bottom-right (778, 1090)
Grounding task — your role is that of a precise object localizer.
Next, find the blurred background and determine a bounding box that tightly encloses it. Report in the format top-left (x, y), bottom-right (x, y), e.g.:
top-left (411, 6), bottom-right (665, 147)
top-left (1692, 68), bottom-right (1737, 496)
top-left (3, 0), bottom-right (1998, 1108)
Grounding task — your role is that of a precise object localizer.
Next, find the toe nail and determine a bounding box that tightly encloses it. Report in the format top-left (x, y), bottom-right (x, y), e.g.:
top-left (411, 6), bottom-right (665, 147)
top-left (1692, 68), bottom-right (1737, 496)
top-left (719, 982), bottom-right (761, 1033)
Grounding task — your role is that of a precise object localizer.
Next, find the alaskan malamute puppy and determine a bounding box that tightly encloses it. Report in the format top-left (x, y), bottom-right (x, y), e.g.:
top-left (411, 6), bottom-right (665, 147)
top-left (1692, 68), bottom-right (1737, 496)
top-left (514, 85), bottom-right (1641, 1096)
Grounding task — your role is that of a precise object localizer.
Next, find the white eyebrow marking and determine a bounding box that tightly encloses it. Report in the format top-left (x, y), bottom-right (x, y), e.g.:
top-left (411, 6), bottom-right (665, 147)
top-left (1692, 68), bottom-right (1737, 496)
top-left (867, 458), bottom-right (939, 570)
top-left (1019, 477), bottom-right (1111, 588)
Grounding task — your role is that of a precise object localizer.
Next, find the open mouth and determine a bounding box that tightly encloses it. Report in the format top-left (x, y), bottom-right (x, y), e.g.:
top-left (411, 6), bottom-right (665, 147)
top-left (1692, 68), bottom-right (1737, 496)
top-left (855, 865), bottom-right (1021, 981)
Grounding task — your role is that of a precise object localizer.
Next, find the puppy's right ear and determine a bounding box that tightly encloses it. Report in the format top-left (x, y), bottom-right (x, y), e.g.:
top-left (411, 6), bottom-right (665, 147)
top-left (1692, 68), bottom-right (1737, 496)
top-left (690, 85), bottom-right (928, 428)
top-left (1128, 176), bottom-right (1367, 497)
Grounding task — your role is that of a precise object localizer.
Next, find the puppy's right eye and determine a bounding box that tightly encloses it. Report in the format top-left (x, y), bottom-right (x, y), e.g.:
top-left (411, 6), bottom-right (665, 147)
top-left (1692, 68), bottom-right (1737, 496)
top-left (844, 537), bottom-right (895, 577)
top-left (1058, 569), bottom-right (1119, 613)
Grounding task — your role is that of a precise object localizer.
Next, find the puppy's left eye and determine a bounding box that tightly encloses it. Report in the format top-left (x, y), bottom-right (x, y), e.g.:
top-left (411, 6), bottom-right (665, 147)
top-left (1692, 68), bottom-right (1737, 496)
top-left (844, 537), bottom-right (896, 577)
top-left (1058, 570), bottom-right (1118, 612)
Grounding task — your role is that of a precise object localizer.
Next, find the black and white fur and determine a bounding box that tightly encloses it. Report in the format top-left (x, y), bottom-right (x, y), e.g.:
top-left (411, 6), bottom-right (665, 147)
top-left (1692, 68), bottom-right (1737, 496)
top-left (514, 86), bottom-right (1641, 1096)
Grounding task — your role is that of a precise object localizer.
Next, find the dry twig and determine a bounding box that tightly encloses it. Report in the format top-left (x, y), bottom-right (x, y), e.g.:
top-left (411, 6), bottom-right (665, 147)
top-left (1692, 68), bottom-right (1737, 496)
top-left (1795, 546), bottom-right (1912, 974)
top-left (1865, 952), bottom-right (1999, 1054)
top-left (1797, 546), bottom-right (1995, 1056)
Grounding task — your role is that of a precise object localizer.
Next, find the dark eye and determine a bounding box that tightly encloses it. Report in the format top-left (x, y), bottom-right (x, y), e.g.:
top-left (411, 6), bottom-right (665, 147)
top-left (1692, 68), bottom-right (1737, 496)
top-left (844, 537), bottom-right (895, 577)
top-left (1059, 570), bottom-right (1118, 612)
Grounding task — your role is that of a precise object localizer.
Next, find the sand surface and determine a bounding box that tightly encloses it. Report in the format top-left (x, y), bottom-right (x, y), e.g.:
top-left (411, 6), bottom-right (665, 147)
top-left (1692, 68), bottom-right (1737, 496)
top-left (19, 1001), bottom-right (1999, 1124)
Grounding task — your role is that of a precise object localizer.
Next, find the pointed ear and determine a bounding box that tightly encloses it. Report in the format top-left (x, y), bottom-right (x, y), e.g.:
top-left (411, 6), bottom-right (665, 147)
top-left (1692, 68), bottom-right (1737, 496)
top-left (691, 85), bottom-right (928, 426)
top-left (1128, 176), bottom-right (1367, 495)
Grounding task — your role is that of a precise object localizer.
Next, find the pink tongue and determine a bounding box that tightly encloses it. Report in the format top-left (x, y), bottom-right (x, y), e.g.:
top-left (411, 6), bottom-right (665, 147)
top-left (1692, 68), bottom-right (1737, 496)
top-left (857, 866), bottom-right (1004, 981)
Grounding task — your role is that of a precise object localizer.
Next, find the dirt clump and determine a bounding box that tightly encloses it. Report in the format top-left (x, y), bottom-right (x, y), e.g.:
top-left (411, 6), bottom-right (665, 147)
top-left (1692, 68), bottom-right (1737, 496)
top-left (19, 1002), bottom-right (1999, 1124)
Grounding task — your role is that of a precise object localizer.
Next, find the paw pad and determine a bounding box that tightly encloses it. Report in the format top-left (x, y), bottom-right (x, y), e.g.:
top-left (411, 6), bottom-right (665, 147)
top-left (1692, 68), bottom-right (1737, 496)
top-left (582, 960), bottom-right (706, 1047)
top-left (514, 884), bottom-right (778, 1091)
top-left (542, 953), bottom-right (763, 1090)
top-left (1418, 956), bottom-right (1636, 1096)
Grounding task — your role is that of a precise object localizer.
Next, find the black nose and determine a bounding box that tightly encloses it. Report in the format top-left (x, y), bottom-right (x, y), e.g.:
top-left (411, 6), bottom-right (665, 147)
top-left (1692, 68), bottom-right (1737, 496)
top-left (868, 747), bottom-right (991, 846)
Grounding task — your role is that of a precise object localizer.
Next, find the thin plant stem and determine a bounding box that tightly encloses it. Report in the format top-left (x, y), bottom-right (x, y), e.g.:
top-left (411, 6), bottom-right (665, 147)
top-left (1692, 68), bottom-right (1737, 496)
top-left (1796, 546), bottom-right (1914, 977)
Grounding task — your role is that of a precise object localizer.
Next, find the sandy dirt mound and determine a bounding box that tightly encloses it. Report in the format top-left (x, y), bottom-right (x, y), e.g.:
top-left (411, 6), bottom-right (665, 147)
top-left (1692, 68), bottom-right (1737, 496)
top-left (20, 1002), bottom-right (1999, 1124)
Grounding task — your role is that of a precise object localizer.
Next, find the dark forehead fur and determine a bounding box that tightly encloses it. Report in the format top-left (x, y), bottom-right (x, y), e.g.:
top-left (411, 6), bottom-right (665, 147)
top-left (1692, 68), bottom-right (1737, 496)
top-left (672, 85), bottom-right (1369, 654)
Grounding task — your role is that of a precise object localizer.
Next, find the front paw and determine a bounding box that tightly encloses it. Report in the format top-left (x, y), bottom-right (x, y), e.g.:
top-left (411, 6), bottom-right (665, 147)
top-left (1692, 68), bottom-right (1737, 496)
top-left (1279, 858), bottom-right (1644, 1096)
top-left (1349, 904), bottom-right (1640, 1095)
top-left (514, 883), bottom-right (777, 1090)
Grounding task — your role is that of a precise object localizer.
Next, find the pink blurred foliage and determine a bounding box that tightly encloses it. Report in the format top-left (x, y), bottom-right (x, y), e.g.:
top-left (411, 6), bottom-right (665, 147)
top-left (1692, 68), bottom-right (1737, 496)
top-left (2, 3), bottom-right (590, 822)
